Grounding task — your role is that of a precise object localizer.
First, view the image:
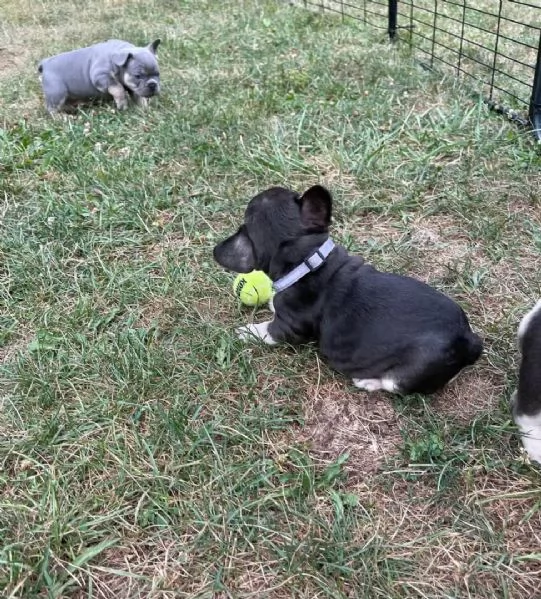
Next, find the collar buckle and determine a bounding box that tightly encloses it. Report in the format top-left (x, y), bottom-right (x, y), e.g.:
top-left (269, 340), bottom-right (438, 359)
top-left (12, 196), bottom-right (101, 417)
top-left (272, 238), bottom-right (335, 294)
top-left (304, 249), bottom-right (325, 272)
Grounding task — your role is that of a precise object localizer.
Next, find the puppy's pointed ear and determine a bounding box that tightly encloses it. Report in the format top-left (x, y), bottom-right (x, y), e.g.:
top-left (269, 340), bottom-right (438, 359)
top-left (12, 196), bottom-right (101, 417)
top-left (213, 227), bottom-right (256, 273)
top-left (147, 39), bottom-right (161, 54)
top-left (299, 185), bottom-right (332, 230)
top-left (112, 50), bottom-right (132, 67)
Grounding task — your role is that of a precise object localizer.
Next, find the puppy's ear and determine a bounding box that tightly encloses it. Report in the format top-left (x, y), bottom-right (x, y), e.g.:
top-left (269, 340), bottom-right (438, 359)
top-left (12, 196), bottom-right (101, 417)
top-left (147, 39), bottom-right (161, 54)
top-left (299, 185), bottom-right (332, 230)
top-left (112, 50), bottom-right (132, 67)
top-left (213, 227), bottom-right (256, 273)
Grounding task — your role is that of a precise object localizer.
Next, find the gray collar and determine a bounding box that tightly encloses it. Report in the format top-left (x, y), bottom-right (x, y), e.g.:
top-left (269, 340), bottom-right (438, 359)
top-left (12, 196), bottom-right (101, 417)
top-left (272, 238), bottom-right (335, 294)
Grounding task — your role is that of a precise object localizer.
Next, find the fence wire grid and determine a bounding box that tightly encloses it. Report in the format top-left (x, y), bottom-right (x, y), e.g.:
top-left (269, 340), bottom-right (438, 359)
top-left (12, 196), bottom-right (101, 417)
top-left (293, 1), bottom-right (541, 138)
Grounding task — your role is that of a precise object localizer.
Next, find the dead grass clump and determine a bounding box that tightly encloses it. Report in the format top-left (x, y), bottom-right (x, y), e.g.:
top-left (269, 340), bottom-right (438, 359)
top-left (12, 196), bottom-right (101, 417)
top-left (136, 296), bottom-right (176, 331)
top-left (73, 539), bottom-right (192, 598)
top-left (0, 329), bottom-right (34, 367)
top-left (0, 47), bottom-right (25, 81)
top-left (349, 473), bottom-right (541, 597)
top-left (431, 367), bottom-right (504, 424)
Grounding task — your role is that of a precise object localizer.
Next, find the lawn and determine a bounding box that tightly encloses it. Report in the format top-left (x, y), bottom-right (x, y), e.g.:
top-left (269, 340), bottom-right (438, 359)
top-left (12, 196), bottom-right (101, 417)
top-left (1, 0), bottom-right (541, 597)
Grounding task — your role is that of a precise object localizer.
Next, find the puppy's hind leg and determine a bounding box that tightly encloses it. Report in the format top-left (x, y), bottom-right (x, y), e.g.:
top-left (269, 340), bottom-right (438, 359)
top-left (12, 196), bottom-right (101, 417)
top-left (46, 97), bottom-right (68, 116)
top-left (387, 336), bottom-right (480, 395)
top-left (135, 96), bottom-right (150, 109)
top-left (352, 377), bottom-right (399, 393)
top-left (41, 74), bottom-right (68, 115)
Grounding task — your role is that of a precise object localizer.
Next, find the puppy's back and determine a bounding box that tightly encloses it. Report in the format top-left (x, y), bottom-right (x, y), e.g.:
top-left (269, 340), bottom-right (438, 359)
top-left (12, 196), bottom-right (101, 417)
top-left (513, 300), bottom-right (541, 463)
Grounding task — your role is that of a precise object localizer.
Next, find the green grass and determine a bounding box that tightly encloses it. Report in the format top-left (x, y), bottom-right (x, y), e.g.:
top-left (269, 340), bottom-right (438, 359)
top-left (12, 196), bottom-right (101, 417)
top-left (1, 0), bottom-right (541, 596)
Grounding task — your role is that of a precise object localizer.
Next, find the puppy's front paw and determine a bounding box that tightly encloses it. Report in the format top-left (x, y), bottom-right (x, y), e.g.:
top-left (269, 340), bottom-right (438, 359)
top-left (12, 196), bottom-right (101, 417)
top-left (236, 324), bottom-right (255, 342)
top-left (116, 97), bottom-right (129, 111)
top-left (108, 83), bottom-right (129, 111)
top-left (236, 321), bottom-right (277, 345)
top-left (135, 96), bottom-right (150, 109)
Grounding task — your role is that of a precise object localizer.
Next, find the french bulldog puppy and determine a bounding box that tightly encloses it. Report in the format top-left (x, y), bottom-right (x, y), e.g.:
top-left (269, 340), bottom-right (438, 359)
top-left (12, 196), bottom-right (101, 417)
top-left (511, 301), bottom-right (541, 464)
top-left (38, 39), bottom-right (161, 114)
top-left (213, 185), bottom-right (483, 395)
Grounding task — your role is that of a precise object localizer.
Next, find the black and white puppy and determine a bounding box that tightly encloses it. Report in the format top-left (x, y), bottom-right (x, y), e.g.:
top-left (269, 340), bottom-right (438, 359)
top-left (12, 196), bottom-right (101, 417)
top-left (214, 185), bottom-right (483, 394)
top-left (512, 301), bottom-right (541, 463)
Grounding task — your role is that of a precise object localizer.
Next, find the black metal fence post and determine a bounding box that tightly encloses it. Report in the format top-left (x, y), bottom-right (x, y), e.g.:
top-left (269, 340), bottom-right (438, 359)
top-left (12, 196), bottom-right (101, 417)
top-left (529, 31), bottom-right (541, 141)
top-left (388, 0), bottom-right (398, 40)
top-left (293, 1), bottom-right (541, 136)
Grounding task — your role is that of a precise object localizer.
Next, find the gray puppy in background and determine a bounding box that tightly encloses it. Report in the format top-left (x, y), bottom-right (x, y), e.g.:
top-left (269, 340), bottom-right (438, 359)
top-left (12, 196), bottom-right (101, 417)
top-left (38, 39), bottom-right (161, 114)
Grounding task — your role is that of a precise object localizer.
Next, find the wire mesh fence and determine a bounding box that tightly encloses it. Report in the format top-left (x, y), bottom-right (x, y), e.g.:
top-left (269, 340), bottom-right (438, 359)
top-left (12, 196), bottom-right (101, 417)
top-left (292, 1), bottom-right (541, 138)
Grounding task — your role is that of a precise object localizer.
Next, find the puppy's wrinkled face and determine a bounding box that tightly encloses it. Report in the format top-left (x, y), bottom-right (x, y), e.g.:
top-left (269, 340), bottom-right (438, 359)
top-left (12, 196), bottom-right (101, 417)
top-left (117, 40), bottom-right (161, 98)
top-left (213, 185), bottom-right (332, 274)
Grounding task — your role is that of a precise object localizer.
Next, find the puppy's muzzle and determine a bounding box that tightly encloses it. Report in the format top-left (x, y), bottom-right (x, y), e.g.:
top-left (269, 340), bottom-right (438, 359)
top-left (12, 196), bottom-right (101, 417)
top-left (145, 79), bottom-right (159, 95)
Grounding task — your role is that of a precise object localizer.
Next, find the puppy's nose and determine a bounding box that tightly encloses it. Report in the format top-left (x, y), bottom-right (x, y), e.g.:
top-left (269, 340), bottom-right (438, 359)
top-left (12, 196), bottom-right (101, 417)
top-left (148, 80), bottom-right (158, 91)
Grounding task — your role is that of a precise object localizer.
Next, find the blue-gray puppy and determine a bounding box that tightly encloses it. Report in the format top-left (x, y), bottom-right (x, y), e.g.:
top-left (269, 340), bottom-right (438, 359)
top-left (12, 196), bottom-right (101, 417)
top-left (38, 39), bottom-right (161, 114)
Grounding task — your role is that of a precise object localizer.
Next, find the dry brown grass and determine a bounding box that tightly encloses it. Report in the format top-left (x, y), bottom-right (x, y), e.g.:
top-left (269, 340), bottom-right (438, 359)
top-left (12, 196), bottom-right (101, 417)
top-left (301, 379), bottom-right (403, 477)
top-left (2, 0), bottom-right (541, 597)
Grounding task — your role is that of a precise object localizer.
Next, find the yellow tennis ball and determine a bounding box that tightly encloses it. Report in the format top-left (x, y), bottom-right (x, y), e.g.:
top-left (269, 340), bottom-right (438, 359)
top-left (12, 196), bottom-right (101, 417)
top-left (233, 271), bottom-right (273, 307)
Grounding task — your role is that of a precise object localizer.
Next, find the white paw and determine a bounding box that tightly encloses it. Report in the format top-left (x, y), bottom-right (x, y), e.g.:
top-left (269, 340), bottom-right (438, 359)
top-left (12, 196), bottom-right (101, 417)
top-left (236, 321), bottom-right (277, 345)
top-left (353, 377), bottom-right (398, 393)
top-left (136, 96), bottom-right (150, 109)
top-left (268, 296), bottom-right (275, 314)
top-left (514, 412), bottom-right (541, 464)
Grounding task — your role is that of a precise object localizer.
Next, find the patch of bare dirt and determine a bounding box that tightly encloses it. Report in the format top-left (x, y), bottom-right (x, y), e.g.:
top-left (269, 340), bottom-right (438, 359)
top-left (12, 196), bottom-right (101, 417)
top-left (78, 540), bottom-right (321, 599)
top-left (136, 296), bottom-right (176, 331)
top-left (0, 330), bottom-right (33, 366)
top-left (142, 232), bottom-right (196, 262)
top-left (431, 367), bottom-right (504, 424)
top-left (402, 214), bottom-right (488, 282)
top-left (299, 379), bottom-right (403, 478)
top-left (72, 540), bottom-right (193, 598)
top-left (348, 212), bottom-right (488, 283)
top-left (0, 47), bottom-right (23, 80)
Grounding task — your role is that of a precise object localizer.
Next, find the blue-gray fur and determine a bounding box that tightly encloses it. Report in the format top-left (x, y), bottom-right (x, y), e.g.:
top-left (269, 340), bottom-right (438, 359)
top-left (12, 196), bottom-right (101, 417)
top-left (38, 38), bottom-right (161, 113)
